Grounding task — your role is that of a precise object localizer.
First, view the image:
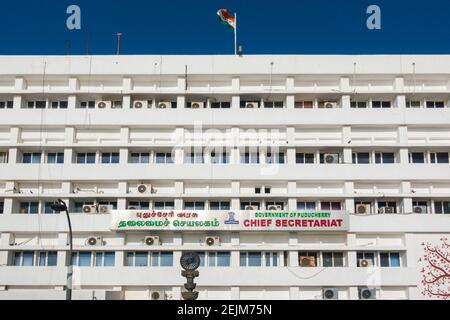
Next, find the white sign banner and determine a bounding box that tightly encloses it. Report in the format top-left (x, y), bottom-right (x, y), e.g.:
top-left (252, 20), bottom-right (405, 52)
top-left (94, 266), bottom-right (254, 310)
top-left (110, 210), bottom-right (349, 232)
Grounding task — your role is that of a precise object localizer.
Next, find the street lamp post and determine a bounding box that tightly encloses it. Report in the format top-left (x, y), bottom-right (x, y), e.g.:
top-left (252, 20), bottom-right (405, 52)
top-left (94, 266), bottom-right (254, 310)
top-left (50, 199), bottom-right (73, 300)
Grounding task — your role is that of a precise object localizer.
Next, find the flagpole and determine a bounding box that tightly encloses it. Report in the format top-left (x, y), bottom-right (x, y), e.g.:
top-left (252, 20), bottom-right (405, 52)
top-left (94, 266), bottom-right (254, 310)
top-left (234, 12), bottom-right (237, 55)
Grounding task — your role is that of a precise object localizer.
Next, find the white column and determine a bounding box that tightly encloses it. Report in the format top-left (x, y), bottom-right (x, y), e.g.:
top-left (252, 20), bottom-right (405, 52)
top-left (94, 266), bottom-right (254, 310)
top-left (231, 181), bottom-right (240, 210)
top-left (115, 233), bottom-right (125, 267)
top-left (286, 76), bottom-right (295, 109)
top-left (401, 181), bottom-right (412, 214)
top-left (344, 181), bottom-right (355, 213)
top-left (232, 77), bottom-right (240, 109)
top-left (0, 233), bottom-right (13, 265)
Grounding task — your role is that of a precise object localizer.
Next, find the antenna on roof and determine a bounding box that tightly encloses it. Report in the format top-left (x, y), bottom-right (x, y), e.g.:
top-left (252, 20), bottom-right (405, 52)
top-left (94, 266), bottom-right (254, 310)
top-left (116, 33), bottom-right (122, 55)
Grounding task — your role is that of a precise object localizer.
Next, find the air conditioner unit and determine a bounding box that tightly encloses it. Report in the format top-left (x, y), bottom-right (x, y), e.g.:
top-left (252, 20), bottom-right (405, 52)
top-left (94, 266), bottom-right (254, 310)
top-left (413, 206), bottom-right (427, 214)
top-left (97, 205), bottom-right (113, 214)
top-left (323, 101), bottom-right (338, 109)
top-left (205, 236), bottom-right (220, 246)
top-left (245, 205), bottom-right (258, 211)
top-left (82, 204), bottom-right (98, 214)
top-left (144, 236), bottom-right (160, 246)
top-left (356, 204), bottom-right (371, 215)
top-left (323, 288), bottom-right (339, 300)
top-left (133, 100), bottom-right (146, 109)
top-left (150, 291), bottom-right (166, 301)
top-left (128, 206), bottom-right (141, 210)
top-left (86, 236), bottom-right (103, 246)
top-left (268, 205), bottom-right (283, 211)
top-left (245, 102), bottom-right (258, 108)
top-left (359, 288), bottom-right (376, 300)
top-left (96, 101), bottom-right (111, 109)
top-left (378, 206), bottom-right (395, 214)
top-left (324, 153), bottom-right (339, 164)
top-left (299, 256), bottom-right (316, 267)
top-left (137, 184), bottom-right (152, 194)
top-left (157, 102), bottom-right (171, 109)
top-left (358, 259), bottom-right (373, 268)
top-left (190, 101), bottom-right (204, 109)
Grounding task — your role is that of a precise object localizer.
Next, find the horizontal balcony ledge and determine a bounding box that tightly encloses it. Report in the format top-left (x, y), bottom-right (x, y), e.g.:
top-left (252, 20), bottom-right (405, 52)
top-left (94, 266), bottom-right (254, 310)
top-left (1, 164), bottom-right (450, 181)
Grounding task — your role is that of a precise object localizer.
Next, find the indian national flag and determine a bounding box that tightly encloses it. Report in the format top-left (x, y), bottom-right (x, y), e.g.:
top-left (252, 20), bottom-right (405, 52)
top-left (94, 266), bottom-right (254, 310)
top-left (217, 9), bottom-right (236, 29)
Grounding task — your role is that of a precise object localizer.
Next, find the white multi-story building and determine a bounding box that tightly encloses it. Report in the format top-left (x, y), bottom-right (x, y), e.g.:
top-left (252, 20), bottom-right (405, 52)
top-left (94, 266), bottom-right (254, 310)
top-left (0, 55), bottom-right (449, 300)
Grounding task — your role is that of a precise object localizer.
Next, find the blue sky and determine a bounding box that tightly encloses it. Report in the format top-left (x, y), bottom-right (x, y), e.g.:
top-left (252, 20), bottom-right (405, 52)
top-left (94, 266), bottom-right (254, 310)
top-left (0, 0), bottom-right (449, 55)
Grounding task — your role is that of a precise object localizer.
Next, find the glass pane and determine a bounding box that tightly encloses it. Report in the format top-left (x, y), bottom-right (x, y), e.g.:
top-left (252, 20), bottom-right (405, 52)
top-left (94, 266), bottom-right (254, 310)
top-left (135, 252), bottom-right (148, 267)
top-left (305, 154), bottom-right (315, 163)
top-left (196, 252), bottom-right (205, 267)
top-left (79, 252), bottom-right (92, 267)
top-left (141, 153), bottom-right (150, 163)
top-left (101, 153), bottom-right (110, 164)
top-left (248, 252), bottom-right (261, 267)
top-left (323, 252), bottom-right (333, 267)
top-left (160, 252), bottom-right (173, 267)
top-left (217, 252), bottom-right (230, 267)
top-left (29, 202), bottom-right (39, 214)
top-left (272, 253), bottom-right (278, 267)
top-left (210, 202), bottom-right (220, 210)
top-left (76, 153), bottom-right (85, 163)
top-left (380, 253), bottom-right (390, 267)
top-left (437, 153), bottom-right (449, 164)
top-left (334, 252), bottom-right (344, 267)
top-left (47, 252), bottom-right (57, 266)
top-left (184, 202), bottom-right (194, 210)
top-left (208, 252), bottom-right (216, 267)
top-left (239, 253), bottom-right (246, 267)
top-left (23, 252), bottom-right (34, 266)
top-left (104, 252), bottom-right (115, 267)
top-left (47, 153), bottom-right (56, 163)
top-left (14, 252), bottom-right (21, 266)
top-left (126, 252), bottom-right (134, 266)
top-left (151, 252), bottom-right (159, 267)
top-left (111, 153), bottom-right (120, 163)
top-left (390, 253), bottom-right (400, 267)
top-left (321, 202), bottom-right (331, 210)
top-left (306, 202), bottom-right (316, 210)
top-left (39, 252), bottom-right (47, 266)
top-left (265, 253), bottom-right (271, 267)
top-left (297, 202), bottom-right (306, 210)
top-left (95, 252), bottom-right (103, 267)
top-left (23, 153), bottom-right (31, 163)
top-left (130, 154), bottom-right (140, 163)
top-left (86, 153), bottom-right (96, 164)
top-left (358, 153), bottom-right (370, 164)
top-left (221, 202), bottom-right (230, 210)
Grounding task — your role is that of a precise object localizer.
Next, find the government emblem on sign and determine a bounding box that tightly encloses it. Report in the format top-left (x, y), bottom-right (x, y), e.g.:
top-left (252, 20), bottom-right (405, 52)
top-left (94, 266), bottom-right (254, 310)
top-left (224, 212), bottom-right (239, 225)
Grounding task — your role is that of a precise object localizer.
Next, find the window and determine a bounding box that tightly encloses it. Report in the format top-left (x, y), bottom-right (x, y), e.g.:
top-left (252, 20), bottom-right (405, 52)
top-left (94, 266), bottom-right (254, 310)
top-left (44, 202), bottom-right (60, 214)
top-left (430, 152), bottom-right (449, 164)
top-left (113, 101), bottom-right (123, 108)
top-left (211, 102), bottom-right (231, 109)
top-left (295, 101), bottom-right (313, 109)
top-left (264, 101), bottom-right (284, 108)
top-left (435, 201), bottom-right (450, 214)
top-left (185, 152), bottom-right (204, 164)
top-left (426, 101), bottom-right (445, 108)
top-left (240, 252), bottom-right (262, 267)
top-left (211, 151), bottom-right (229, 164)
top-left (240, 202), bottom-right (260, 210)
top-left (98, 201), bottom-right (117, 210)
top-left (154, 202), bottom-right (175, 210)
top-left (241, 151), bottom-right (260, 164)
top-left (51, 101), bottom-right (68, 109)
top-left (71, 252), bottom-right (92, 267)
top-left (357, 252), bottom-right (375, 267)
top-left (321, 202), bottom-right (341, 211)
top-left (240, 100), bottom-right (260, 108)
top-left (19, 202), bottom-right (39, 214)
top-left (27, 101), bottom-right (46, 109)
top-left (351, 101), bottom-right (368, 108)
top-left (38, 251), bottom-right (58, 266)
top-left (372, 101), bottom-right (391, 108)
top-left (378, 201), bottom-right (397, 213)
top-left (0, 101), bottom-right (13, 109)
top-left (266, 202), bottom-right (284, 210)
top-left (184, 201), bottom-right (205, 210)
top-left (79, 101), bottom-right (96, 109)
top-left (74, 201), bottom-right (95, 213)
top-left (128, 201), bottom-right (150, 210)
top-left (298, 252), bottom-right (318, 267)
top-left (47, 152), bottom-right (64, 164)
top-left (296, 153), bottom-right (315, 164)
top-left (264, 252), bottom-right (278, 267)
top-left (297, 201), bottom-right (316, 211)
top-left (0, 201), bottom-right (3, 214)
top-left (380, 252), bottom-right (400, 267)
top-left (126, 252), bottom-right (173, 267)
top-left (76, 152), bottom-right (96, 164)
top-left (322, 252), bottom-right (344, 267)
top-left (101, 152), bottom-right (120, 164)
top-left (375, 152), bottom-right (395, 164)
top-left (195, 252), bottom-right (231, 267)
top-left (406, 100), bottom-right (421, 108)
top-left (412, 201), bottom-right (428, 214)
top-left (210, 201), bottom-right (230, 210)
top-left (13, 251), bottom-right (35, 266)
top-left (94, 252), bottom-right (115, 267)
top-left (156, 153), bottom-right (174, 164)
top-left (352, 152), bottom-right (370, 164)
top-left (409, 152), bottom-right (425, 163)
top-left (320, 153), bottom-right (340, 164)
top-left (186, 101), bottom-right (205, 108)
top-left (22, 152), bottom-right (42, 164)
top-left (130, 153), bottom-right (150, 164)
top-left (0, 152), bottom-right (8, 163)
top-left (266, 152), bottom-right (285, 164)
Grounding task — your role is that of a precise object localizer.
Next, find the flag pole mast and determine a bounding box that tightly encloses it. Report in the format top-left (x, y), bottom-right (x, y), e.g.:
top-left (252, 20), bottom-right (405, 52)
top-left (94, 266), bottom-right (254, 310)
top-left (234, 12), bottom-right (237, 55)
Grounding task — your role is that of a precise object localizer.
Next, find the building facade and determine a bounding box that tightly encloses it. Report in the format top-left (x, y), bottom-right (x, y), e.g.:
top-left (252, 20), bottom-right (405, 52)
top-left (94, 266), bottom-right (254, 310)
top-left (0, 55), bottom-right (449, 300)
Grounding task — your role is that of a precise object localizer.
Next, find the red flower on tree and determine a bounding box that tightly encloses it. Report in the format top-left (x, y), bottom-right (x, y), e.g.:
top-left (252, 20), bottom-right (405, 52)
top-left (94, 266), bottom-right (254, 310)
top-left (419, 237), bottom-right (450, 299)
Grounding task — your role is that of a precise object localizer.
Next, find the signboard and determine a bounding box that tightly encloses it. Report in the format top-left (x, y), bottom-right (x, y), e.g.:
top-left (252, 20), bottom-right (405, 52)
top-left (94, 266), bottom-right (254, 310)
top-left (110, 210), bottom-right (349, 232)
